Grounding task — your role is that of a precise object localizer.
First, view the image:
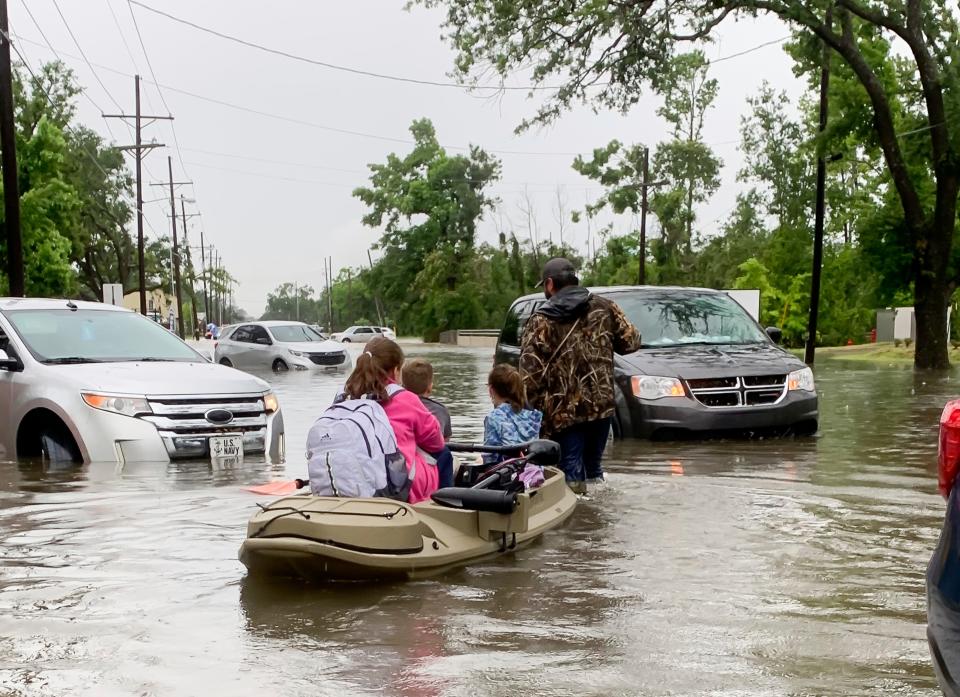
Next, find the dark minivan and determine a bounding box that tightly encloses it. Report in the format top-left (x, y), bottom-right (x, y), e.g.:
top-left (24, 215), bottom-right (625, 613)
top-left (495, 286), bottom-right (818, 440)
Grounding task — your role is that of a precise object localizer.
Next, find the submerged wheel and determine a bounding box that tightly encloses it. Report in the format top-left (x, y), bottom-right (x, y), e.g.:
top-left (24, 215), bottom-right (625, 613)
top-left (272, 359), bottom-right (289, 372)
top-left (38, 425), bottom-right (79, 463)
top-left (218, 357), bottom-right (233, 367)
top-left (341, 338), bottom-right (351, 343)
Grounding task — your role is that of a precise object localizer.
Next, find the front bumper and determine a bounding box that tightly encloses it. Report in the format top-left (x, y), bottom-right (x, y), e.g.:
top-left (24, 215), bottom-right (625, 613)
top-left (289, 357), bottom-right (351, 372)
top-left (617, 382), bottom-right (819, 439)
top-left (74, 404), bottom-right (285, 464)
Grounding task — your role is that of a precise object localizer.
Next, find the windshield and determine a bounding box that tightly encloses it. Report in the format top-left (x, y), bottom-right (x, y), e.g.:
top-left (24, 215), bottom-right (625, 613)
top-left (5, 309), bottom-right (203, 363)
top-left (611, 291), bottom-right (768, 348)
top-left (268, 324), bottom-right (325, 343)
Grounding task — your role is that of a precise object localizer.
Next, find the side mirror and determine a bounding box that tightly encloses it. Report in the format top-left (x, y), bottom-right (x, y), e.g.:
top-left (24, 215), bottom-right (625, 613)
top-left (525, 439), bottom-right (560, 466)
top-left (255, 337), bottom-right (272, 345)
top-left (766, 327), bottom-right (783, 344)
top-left (0, 349), bottom-right (21, 371)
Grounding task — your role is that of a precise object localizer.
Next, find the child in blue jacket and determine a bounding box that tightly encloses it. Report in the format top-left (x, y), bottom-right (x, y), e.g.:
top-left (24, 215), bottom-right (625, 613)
top-left (483, 365), bottom-right (544, 491)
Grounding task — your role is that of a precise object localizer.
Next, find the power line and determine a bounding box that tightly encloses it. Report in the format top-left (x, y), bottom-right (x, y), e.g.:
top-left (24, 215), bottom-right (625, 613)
top-left (184, 160), bottom-right (355, 187)
top-left (50, 0), bottom-right (125, 113)
top-left (125, 0), bottom-right (198, 242)
top-left (708, 36), bottom-right (790, 64)
top-left (6, 32), bottom-right (164, 238)
top-left (128, 0), bottom-right (791, 92)
top-left (11, 31), bottom-right (750, 159)
top-left (127, 0), bottom-right (551, 92)
top-left (20, 2), bottom-right (125, 141)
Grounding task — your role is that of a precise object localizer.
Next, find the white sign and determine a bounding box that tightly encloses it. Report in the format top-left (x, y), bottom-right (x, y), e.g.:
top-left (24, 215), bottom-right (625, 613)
top-left (103, 283), bottom-right (124, 306)
top-left (724, 289), bottom-right (761, 322)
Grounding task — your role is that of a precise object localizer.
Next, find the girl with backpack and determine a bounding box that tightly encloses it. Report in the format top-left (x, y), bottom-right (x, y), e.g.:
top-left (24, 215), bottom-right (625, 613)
top-left (340, 337), bottom-right (446, 503)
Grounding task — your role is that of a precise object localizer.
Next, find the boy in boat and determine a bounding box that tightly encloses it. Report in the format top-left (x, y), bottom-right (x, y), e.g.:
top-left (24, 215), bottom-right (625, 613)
top-left (342, 338), bottom-right (450, 500)
top-left (401, 358), bottom-right (452, 441)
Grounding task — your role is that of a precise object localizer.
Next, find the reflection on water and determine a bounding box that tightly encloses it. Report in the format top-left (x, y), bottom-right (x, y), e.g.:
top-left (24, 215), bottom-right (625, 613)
top-left (0, 347), bottom-right (952, 695)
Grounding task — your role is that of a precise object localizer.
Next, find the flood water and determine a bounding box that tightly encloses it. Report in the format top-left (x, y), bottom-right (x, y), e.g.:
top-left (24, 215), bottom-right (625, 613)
top-left (0, 345), bottom-right (952, 696)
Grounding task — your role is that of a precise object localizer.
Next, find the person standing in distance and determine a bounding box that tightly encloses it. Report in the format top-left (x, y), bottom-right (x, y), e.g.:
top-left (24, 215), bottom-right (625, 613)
top-left (520, 258), bottom-right (642, 494)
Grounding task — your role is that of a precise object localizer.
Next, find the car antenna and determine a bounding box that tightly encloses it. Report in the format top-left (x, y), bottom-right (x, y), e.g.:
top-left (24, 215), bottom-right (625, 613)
top-left (66, 300), bottom-right (78, 311)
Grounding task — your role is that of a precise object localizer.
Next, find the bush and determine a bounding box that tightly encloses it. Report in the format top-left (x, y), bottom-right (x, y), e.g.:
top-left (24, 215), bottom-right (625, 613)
top-left (894, 338), bottom-right (903, 347)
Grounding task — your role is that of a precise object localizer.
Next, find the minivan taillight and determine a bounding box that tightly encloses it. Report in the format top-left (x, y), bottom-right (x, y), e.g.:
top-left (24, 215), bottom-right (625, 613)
top-left (939, 400), bottom-right (960, 497)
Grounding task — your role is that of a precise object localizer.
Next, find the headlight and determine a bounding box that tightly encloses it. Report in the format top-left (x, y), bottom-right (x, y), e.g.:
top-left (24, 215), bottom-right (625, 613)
top-left (81, 393), bottom-right (152, 417)
top-left (631, 375), bottom-right (685, 400)
top-left (288, 349), bottom-right (305, 357)
top-left (788, 367), bottom-right (815, 392)
top-left (263, 392), bottom-right (279, 413)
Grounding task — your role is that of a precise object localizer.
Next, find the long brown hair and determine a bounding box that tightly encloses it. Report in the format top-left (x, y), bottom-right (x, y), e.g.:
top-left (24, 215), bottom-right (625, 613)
top-left (488, 363), bottom-right (525, 413)
top-left (344, 336), bottom-right (404, 401)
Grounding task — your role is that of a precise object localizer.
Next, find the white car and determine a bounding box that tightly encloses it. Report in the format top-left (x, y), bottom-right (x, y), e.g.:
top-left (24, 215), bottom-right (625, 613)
top-left (331, 325), bottom-right (396, 343)
top-left (0, 298), bottom-right (284, 463)
top-left (214, 321), bottom-right (352, 372)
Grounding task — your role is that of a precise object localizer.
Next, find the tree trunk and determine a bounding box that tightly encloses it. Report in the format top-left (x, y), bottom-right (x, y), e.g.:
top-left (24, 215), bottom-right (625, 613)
top-left (913, 174), bottom-right (958, 370)
top-left (914, 274), bottom-right (950, 370)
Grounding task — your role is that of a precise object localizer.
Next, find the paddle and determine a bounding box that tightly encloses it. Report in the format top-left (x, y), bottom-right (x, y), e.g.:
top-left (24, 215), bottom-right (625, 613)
top-left (244, 478), bottom-right (307, 495)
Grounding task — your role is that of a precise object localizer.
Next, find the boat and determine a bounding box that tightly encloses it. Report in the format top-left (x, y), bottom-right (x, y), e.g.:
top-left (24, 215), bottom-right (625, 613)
top-left (238, 440), bottom-right (577, 581)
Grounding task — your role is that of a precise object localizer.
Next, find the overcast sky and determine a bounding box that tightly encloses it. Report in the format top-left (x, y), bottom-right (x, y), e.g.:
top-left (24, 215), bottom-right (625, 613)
top-left (12, 1), bottom-right (803, 316)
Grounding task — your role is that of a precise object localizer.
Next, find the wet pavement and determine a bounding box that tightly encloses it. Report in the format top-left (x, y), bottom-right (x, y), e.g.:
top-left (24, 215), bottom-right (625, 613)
top-left (0, 345), bottom-right (952, 696)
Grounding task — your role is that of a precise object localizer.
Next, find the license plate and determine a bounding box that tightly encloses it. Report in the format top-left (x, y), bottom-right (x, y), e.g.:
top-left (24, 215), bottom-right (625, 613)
top-left (210, 435), bottom-right (244, 460)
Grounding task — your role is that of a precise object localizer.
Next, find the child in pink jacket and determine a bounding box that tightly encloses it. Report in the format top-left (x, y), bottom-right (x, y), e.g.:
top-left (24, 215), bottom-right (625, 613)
top-left (341, 337), bottom-right (445, 503)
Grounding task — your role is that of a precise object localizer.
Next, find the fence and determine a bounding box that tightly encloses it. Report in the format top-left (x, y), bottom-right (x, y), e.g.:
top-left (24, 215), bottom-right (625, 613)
top-left (438, 329), bottom-right (500, 348)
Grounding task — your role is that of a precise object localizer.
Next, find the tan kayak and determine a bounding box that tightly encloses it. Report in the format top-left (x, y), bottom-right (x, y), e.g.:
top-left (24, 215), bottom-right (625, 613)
top-left (238, 463), bottom-right (576, 581)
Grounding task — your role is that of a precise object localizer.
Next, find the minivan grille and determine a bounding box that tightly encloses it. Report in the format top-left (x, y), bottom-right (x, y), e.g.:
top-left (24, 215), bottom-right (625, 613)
top-left (686, 375), bottom-right (787, 409)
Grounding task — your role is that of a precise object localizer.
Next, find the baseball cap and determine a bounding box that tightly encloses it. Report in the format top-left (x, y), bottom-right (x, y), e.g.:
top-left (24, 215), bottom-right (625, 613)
top-left (535, 257), bottom-right (578, 288)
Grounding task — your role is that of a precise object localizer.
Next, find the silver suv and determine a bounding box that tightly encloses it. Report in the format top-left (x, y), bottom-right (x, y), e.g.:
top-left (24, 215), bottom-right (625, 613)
top-left (0, 298), bottom-right (285, 463)
top-left (214, 321), bottom-right (352, 372)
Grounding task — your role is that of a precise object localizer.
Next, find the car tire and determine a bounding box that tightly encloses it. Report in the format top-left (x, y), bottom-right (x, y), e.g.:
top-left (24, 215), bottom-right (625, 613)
top-left (342, 338), bottom-right (351, 343)
top-left (218, 357), bottom-right (233, 367)
top-left (272, 359), bottom-right (289, 372)
top-left (39, 426), bottom-right (79, 463)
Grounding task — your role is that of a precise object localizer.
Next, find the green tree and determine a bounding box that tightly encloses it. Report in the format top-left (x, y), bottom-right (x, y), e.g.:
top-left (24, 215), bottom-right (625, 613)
top-left (419, 0), bottom-right (960, 369)
top-left (353, 118), bottom-right (500, 337)
top-left (651, 51), bottom-right (722, 257)
top-left (261, 283), bottom-right (321, 322)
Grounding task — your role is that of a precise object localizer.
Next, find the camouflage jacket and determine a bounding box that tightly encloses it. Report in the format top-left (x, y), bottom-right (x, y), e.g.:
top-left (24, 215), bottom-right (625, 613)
top-left (519, 287), bottom-right (642, 436)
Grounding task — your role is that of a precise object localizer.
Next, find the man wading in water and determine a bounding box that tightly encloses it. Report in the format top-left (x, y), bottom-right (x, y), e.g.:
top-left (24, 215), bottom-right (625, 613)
top-left (520, 258), bottom-right (642, 495)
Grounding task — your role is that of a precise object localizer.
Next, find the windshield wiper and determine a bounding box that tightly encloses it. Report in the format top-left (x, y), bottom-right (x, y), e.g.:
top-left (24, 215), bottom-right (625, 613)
top-left (43, 356), bottom-right (103, 364)
top-left (124, 357), bottom-right (176, 362)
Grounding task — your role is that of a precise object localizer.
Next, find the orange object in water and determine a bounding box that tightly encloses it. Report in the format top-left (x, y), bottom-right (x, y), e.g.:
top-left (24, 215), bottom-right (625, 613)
top-left (670, 461), bottom-right (684, 477)
top-left (245, 480), bottom-right (304, 496)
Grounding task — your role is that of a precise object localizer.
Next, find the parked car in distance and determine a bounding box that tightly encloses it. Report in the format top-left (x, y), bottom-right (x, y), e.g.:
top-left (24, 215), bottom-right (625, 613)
top-left (379, 326), bottom-right (397, 341)
top-left (215, 321), bottom-right (351, 372)
top-left (331, 325), bottom-right (388, 343)
top-left (495, 286), bottom-right (818, 440)
top-left (0, 298), bottom-right (284, 463)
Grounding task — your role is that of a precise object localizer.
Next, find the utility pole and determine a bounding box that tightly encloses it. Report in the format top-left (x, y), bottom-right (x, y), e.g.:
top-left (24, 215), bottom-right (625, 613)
top-left (149, 163), bottom-right (191, 338)
top-left (294, 281), bottom-right (299, 321)
top-left (805, 7), bottom-right (832, 366)
top-left (200, 232), bottom-right (208, 324)
top-left (167, 156), bottom-right (184, 338)
top-left (105, 76), bottom-right (169, 314)
top-left (326, 256), bottom-right (334, 333)
top-left (0, 0), bottom-right (22, 296)
top-left (179, 196), bottom-right (201, 338)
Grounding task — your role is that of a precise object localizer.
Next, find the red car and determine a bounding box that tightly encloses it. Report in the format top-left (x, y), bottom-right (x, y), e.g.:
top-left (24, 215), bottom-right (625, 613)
top-left (928, 400), bottom-right (960, 695)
